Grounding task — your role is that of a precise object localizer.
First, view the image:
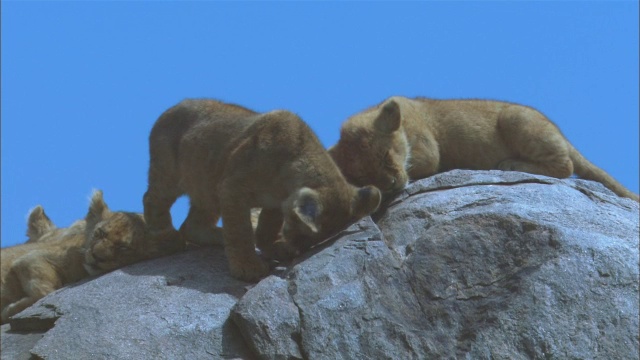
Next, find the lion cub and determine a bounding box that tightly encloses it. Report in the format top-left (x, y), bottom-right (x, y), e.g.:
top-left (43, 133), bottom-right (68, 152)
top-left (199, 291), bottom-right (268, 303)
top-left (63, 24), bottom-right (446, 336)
top-left (329, 96), bottom-right (639, 201)
top-left (25, 205), bottom-right (85, 244)
top-left (1, 191), bottom-right (161, 324)
top-left (143, 99), bottom-right (381, 282)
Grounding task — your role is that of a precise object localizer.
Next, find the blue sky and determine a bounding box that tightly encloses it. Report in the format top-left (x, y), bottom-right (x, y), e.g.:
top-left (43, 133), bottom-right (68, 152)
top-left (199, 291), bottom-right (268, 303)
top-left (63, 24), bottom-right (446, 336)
top-left (2, 2), bottom-right (638, 248)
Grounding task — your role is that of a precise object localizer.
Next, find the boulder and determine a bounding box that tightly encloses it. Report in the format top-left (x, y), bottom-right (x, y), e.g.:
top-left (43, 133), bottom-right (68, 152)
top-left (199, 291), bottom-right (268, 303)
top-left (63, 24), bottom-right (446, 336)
top-left (2, 246), bottom-right (253, 359)
top-left (234, 170), bottom-right (639, 359)
top-left (2, 170), bottom-right (638, 359)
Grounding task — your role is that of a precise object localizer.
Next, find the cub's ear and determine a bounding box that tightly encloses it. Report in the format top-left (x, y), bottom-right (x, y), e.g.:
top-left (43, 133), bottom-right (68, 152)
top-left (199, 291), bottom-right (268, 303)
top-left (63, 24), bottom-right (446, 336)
top-left (373, 100), bottom-right (401, 134)
top-left (86, 189), bottom-right (111, 223)
top-left (292, 187), bottom-right (322, 234)
top-left (351, 185), bottom-right (382, 218)
top-left (26, 205), bottom-right (56, 240)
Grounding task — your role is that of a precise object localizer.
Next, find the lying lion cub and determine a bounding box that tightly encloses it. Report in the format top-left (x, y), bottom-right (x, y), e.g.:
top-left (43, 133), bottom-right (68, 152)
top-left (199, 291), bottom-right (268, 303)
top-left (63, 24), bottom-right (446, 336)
top-left (329, 96), bottom-right (639, 201)
top-left (26, 205), bottom-right (85, 244)
top-left (1, 207), bottom-right (85, 293)
top-left (1, 191), bottom-right (161, 324)
top-left (143, 99), bottom-right (381, 281)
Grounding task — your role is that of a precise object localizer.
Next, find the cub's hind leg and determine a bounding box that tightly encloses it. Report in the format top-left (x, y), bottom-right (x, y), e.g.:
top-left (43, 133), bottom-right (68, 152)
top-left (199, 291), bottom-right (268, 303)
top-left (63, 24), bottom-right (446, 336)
top-left (143, 169), bottom-right (181, 233)
top-left (497, 106), bottom-right (573, 179)
top-left (143, 145), bottom-right (185, 251)
top-left (1, 255), bottom-right (59, 323)
top-left (179, 200), bottom-right (223, 247)
top-left (0, 272), bottom-right (22, 323)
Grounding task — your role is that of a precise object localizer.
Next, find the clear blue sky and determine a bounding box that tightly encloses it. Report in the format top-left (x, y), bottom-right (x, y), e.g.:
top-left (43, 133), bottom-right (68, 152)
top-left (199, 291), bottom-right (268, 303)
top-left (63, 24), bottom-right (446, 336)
top-left (2, 2), bottom-right (638, 248)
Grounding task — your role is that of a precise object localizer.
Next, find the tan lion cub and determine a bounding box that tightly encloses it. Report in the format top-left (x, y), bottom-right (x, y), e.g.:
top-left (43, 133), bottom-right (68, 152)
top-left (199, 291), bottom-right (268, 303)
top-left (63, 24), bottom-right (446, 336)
top-left (143, 99), bottom-right (381, 282)
top-left (25, 205), bottom-right (84, 244)
top-left (1, 207), bottom-right (85, 292)
top-left (1, 191), bottom-right (160, 324)
top-left (329, 96), bottom-right (639, 201)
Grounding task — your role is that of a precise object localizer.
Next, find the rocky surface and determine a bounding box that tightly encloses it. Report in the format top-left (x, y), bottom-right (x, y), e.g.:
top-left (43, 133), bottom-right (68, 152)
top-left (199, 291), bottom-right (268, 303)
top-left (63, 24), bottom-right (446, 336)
top-left (2, 247), bottom-right (253, 360)
top-left (2, 170), bottom-right (638, 360)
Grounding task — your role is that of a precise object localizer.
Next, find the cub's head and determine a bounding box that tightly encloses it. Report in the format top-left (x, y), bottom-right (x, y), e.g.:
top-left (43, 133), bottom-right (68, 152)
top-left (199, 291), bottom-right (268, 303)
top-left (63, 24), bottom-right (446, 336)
top-left (83, 190), bottom-right (150, 276)
top-left (329, 99), bottom-right (409, 196)
top-left (279, 185), bottom-right (381, 258)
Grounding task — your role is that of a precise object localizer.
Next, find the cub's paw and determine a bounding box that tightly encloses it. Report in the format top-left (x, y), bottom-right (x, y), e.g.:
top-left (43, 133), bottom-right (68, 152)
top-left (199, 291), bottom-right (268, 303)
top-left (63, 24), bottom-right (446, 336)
top-left (228, 256), bottom-right (269, 282)
top-left (1, 309), bottom-right (10, 324)
top-left (1, 303), bottom-right (21, 324)
top-left (497, 159), bottom-right (529, 172)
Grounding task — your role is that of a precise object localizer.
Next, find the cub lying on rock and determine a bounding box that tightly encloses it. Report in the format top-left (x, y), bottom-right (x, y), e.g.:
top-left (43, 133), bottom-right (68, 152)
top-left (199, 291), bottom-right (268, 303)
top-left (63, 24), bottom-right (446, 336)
top-left (25, 205), bottom-right (85, 244)
top-left (143, 99), bottom-right (381, 282)
top-left (329, 96), bottom-right (639, 201)
top-left (1, 207), bottom-right (85, 292)
top-left (1, 191), bottom-right (167, 324)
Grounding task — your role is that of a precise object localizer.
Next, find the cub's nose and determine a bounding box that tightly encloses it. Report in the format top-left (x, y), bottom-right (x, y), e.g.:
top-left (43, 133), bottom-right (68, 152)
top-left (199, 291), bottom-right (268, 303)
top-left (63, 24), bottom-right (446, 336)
top-left (386, 176), bottom-right (408, 194)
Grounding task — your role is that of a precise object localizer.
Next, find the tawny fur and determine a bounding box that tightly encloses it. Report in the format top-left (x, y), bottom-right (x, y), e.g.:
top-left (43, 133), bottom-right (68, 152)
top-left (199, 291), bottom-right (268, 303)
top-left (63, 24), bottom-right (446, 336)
top-left (1, 191), bottom-right (169, 324)
top-left (329, 96), bottom-right (639, 202)
top-left (143, 99), bottom-right (381, 282)
top-left (25, 205), bottom-right (83, 244)
top-left (1, 207), bottom-right (85, 292)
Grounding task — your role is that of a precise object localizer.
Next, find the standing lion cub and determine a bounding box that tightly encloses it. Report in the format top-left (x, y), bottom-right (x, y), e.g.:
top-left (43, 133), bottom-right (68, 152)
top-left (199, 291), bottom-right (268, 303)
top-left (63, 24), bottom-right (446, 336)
top-left (143, 99), bottom-right (381, 282)
top-left (329, 96), bottom-right (639, 201)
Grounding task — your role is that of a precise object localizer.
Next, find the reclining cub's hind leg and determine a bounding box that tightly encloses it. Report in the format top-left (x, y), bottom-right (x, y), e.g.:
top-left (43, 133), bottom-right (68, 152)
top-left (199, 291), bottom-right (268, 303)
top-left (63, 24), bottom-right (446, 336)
top-left (497, 106), bottom-right (573, 179)
top-left (0, 274), bottom-right (22, 323)
top-left (1, 279), bottom-right (56, 322)
top-left (1, 258), bottom-right (59, 323)
top-left (179, 202), bottom-right (222, 246)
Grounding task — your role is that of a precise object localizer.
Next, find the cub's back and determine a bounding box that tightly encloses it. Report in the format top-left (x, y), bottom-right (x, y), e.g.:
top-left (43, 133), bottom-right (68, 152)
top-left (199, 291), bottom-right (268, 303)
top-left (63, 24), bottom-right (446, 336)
top-left (150, 99), bottom-right (258, 151)
top-left (149, 99), bottom-right (263, 195)
top-left (179, 99), bottom-right (260, 153)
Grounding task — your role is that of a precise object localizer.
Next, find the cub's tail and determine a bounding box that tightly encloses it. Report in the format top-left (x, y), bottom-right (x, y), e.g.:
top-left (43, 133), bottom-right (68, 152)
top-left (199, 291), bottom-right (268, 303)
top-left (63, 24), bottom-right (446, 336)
top-left (569, 145), bottom-right (639, 202)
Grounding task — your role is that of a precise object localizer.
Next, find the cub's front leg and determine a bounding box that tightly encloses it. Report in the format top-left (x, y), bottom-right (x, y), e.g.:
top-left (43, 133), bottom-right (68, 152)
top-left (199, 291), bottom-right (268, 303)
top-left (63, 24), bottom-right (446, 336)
top-left (219, 182), bottom-right (269, 282)
top-left (405, 132), bottom-right (440, 180)
top-left (254, 208), bottom-right (296, 262)
top-left (254, 208), bottom-right (282, 255)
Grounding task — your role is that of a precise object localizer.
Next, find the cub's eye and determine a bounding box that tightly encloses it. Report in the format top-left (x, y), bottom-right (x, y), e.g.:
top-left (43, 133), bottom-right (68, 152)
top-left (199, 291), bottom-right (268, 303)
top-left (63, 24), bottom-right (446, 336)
top-left (116, 245), bottom-right (130, 253)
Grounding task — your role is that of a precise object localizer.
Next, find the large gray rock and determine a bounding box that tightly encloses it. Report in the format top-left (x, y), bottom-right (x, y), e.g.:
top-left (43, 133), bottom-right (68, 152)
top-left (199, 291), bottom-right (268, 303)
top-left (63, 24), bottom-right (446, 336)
top-left (3, 170), bottom-right (638, 359)
top-left (232, 170), bottom-right (639, 359)
top-left (0, 324), bottom-right (43, 360)
top-left (2, 246), bottom-right (254, 360)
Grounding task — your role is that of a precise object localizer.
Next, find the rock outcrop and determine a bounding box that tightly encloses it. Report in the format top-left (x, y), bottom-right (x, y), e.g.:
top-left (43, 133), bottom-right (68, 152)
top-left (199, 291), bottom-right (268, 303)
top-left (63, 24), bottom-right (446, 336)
top-left (2, 170), bottom-right (638, 360)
